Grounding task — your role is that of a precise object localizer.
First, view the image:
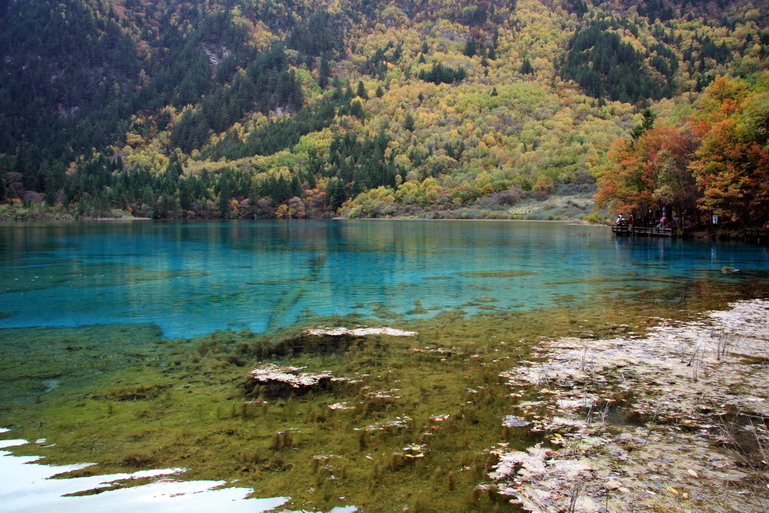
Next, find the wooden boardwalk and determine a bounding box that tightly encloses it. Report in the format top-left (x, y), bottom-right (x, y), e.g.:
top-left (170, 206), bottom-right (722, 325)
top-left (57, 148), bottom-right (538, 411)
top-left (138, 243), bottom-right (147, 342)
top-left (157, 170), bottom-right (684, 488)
top-left (612, 224), bottom-right (674, 238)
top-left (612, 225), bottom-right (768, 243)
top-left (745, 228), bottom-right (769, 244)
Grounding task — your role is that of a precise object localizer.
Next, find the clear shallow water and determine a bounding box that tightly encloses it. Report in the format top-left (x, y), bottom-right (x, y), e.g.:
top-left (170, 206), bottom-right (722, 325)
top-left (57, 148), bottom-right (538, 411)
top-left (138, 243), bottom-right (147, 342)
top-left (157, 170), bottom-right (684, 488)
top-left (1, 220), bottom-right (768, 339)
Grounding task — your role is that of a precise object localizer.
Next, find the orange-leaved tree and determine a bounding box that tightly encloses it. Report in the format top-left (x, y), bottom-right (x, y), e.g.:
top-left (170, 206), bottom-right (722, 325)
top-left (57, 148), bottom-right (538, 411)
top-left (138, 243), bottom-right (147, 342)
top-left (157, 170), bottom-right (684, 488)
top-left (596, 124), bottom-right (698, 223)
top-left (596, 137), bottom-right (651, 217)
top-left (690, 74), bottom-right (769, 225)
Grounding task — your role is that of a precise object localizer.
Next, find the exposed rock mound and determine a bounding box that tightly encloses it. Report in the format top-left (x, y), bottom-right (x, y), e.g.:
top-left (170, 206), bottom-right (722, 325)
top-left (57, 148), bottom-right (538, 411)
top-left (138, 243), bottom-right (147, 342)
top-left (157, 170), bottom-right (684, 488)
top-left (244, 364), bottom-right (333, 398)
top-left (267, 326), bottom-right (417, 357)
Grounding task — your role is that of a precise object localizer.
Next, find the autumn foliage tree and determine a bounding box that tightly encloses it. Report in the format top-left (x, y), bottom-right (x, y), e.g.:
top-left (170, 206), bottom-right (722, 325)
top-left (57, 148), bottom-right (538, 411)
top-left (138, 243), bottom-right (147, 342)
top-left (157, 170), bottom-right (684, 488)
top-left (690, 76), bottom-right (769, 224)
top-left (597, 73), bottom-right (769, 227)
top-left (597, 124), bottom-right (698, 224)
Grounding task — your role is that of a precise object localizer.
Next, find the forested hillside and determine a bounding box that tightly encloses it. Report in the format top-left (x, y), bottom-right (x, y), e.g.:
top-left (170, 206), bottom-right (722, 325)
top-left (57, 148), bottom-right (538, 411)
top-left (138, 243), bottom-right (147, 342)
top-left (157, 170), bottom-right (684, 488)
top-left (0, 0), bottom-right (767, 221)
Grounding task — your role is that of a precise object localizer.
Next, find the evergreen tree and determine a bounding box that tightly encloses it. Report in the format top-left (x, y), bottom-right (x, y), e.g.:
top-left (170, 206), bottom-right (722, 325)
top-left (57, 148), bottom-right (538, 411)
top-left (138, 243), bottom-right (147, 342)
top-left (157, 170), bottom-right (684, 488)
top-left (630, 109), bottom-right (656, 140)
top-left (404, 112), bottom-right (415, 131)
top-left (356, 80), bottom-right (369, 100)
top-left (464, 38), bottom-right (477, 57)
top-left (166, 152), bottom-right (184, 181)
top-left (319, 54), bottom-right (330, 90)
top-left (290, 175), bottom-right (302, 197)
top-left (326, 178), bottom-right (347, 211)
top-left (218, 175), bottom-right (232, 218)
top-left (520, 57), bottom-right (534, 75)
top-left (350, 99), bottom-right (364, 118)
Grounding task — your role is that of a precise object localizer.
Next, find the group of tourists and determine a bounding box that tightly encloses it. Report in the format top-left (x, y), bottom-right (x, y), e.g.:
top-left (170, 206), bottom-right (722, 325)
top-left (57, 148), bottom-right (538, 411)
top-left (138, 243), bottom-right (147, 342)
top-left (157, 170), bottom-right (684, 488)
top-left (614, 211), bottom-right (769, 230)
top-left (614, 208), bottom-right (671, 228)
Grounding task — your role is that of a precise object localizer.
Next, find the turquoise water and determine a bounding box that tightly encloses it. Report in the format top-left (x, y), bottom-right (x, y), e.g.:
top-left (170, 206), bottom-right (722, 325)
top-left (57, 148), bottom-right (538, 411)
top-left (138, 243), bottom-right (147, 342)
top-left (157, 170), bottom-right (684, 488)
top-left (1, 220), bottom-right (768, 338)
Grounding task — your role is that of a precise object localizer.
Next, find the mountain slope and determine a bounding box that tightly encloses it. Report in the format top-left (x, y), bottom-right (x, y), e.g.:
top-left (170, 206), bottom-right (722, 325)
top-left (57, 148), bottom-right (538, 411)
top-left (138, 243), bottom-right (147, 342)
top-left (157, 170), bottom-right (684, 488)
top-left (0, 0), bottom-right (767, 219)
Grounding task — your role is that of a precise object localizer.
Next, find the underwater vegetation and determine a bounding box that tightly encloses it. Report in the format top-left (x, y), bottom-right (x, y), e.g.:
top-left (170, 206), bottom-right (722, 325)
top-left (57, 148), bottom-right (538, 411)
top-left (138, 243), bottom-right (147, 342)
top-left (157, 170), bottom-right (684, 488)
top-left (3, 276), bottom-right (769, 512)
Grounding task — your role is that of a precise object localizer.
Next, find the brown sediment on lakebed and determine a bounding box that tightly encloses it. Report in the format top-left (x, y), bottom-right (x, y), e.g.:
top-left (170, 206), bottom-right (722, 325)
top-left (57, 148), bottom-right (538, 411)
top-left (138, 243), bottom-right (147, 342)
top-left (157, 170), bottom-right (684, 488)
top-left (492, 299), bottom-right (769, 513)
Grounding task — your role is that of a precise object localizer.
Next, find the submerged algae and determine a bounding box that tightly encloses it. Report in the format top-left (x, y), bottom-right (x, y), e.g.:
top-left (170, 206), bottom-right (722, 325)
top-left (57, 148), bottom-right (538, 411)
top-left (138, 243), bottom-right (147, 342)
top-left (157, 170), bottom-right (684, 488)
top-left (1, 318), bottom-right (532, 512)
top-left (0, 323), bottom-right (164, 407)
top-left (0, 262), bottom-right (207, 294)
top-left (2, 283), bottom-right (769, 512)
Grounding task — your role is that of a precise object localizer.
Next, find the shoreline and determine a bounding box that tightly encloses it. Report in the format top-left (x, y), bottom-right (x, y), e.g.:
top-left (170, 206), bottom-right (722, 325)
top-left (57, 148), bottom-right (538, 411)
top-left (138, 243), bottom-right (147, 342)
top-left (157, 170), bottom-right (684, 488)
top-left (0, 216), bottom-right (598, 228)
top-left (332, 216), bottom-right (592, 224)
top-left (0, 215), bottom-right (592, 223)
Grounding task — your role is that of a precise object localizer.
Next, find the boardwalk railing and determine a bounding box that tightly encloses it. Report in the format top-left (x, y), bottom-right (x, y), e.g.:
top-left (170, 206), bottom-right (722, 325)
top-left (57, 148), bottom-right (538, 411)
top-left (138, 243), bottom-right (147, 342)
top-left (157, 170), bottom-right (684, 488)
top-left (612, 224), bottom-right (674, 237)
top-left (613, 225), bottom-right (767, 243)
top-left (632, 226), bottom-right (674, 237)
top-left (745, 228), bottom-right (769, 244)
top-left (611, 224), bottom-right (631, 235)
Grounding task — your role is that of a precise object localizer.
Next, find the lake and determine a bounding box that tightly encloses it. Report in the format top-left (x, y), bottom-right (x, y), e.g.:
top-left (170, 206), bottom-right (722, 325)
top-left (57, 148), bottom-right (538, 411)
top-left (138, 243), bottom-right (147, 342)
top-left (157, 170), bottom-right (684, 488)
top-left (2, 220), bottom-right (768, 337)
top-left (1, 220), bottom-right (768, 512)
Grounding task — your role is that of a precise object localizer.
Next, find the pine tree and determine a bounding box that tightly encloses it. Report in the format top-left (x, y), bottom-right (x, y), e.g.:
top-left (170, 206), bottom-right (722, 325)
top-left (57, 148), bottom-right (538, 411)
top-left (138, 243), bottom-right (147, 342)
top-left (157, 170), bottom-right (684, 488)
top-left (464, 38), bottom-right (477, 57)
top-left (319, 54), bottom-right (330, 89)
top-left (350, 99), bottom-right (364, 118)
top-left (166, 152), bottom-right (184, 181)
top-left (356, 80), bottom-right (369, 100)
top-left (218, 175), bottom-right (231, 218)
top-left (630, 109), bottom-right (656, 140)
top-left (327, 178), bottom-right (347, 211)
top-left (404, 112), bottom-right (415, 131)
top-left (290, 175), bottom-right (302, 197)
top-left (520, 57), bottom-right (534, 75)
